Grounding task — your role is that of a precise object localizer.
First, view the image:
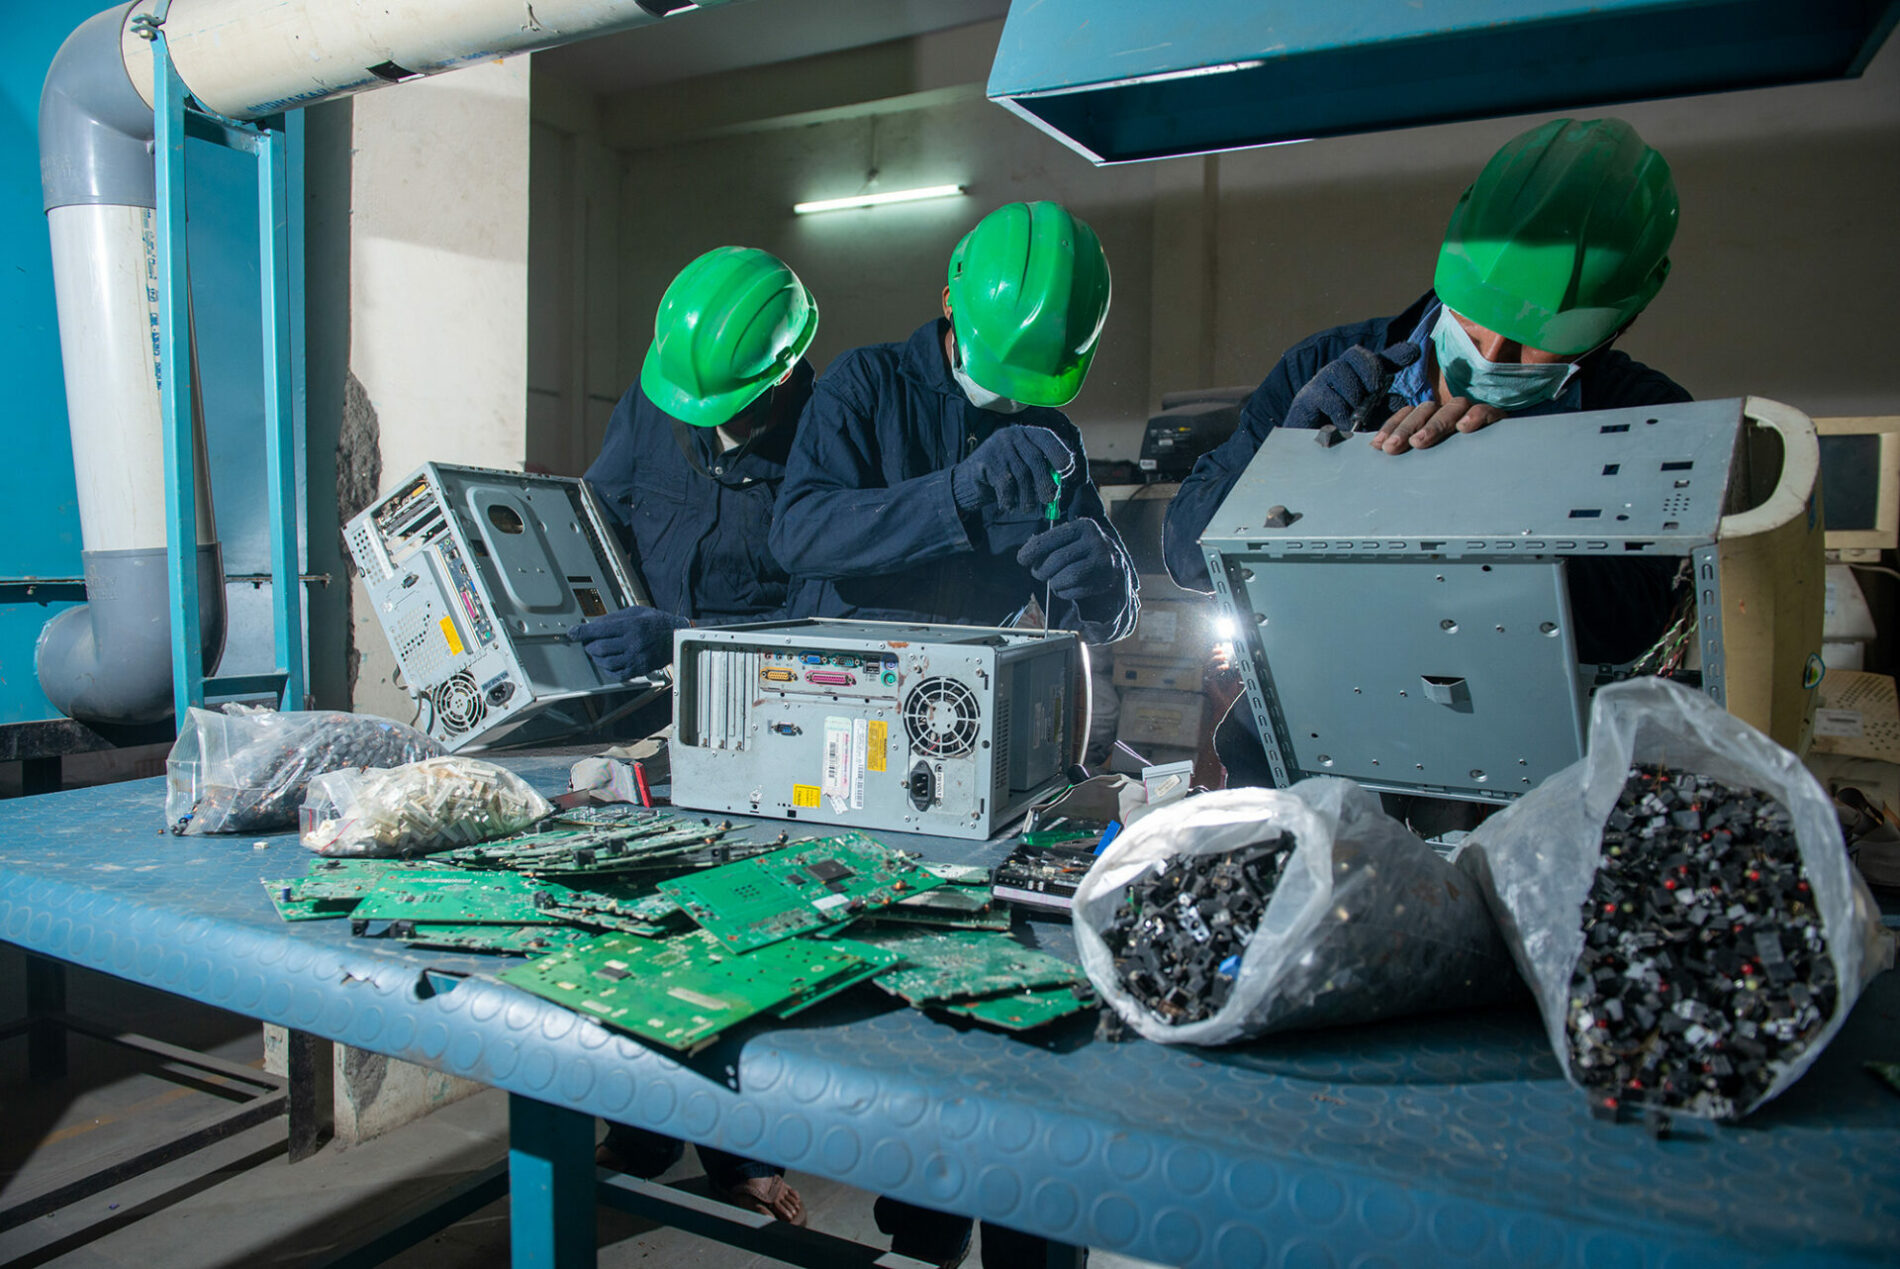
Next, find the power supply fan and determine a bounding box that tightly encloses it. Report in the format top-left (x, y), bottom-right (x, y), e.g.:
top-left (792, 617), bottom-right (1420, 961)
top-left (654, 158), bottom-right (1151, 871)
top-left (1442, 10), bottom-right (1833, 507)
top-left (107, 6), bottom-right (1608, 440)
top-left (431, 670), bottom-right (487, 735)
top-left (903, 676), bottom-right (981, 759)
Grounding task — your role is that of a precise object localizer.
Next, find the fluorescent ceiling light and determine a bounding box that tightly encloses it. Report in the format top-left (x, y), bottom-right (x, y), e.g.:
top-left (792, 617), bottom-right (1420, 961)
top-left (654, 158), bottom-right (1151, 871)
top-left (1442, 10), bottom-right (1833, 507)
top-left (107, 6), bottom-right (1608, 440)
top-left (793, 184), bottom-right (965, 215)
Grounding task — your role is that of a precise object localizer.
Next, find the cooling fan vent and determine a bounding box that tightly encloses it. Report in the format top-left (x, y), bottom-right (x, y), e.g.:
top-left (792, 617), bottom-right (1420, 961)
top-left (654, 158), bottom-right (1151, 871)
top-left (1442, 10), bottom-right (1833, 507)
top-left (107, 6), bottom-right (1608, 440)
top-left (431, 670), bottom-right (487, 735)
top-left (903, 677), bottom-right (981, 759)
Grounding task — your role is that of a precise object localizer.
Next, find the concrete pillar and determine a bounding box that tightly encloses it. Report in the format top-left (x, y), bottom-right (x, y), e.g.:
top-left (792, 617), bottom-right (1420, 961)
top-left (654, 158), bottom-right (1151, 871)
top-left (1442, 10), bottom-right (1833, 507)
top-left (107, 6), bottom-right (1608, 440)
top-left (345, 56), bottom-right (533, 720)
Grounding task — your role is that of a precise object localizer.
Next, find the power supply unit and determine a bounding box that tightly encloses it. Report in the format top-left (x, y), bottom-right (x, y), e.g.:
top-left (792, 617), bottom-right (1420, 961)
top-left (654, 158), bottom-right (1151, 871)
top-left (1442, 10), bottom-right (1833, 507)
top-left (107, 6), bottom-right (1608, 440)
top-left (346, 462), bottom-right (664, 751)
top-left (670, 619), bottom-right (1087, 840)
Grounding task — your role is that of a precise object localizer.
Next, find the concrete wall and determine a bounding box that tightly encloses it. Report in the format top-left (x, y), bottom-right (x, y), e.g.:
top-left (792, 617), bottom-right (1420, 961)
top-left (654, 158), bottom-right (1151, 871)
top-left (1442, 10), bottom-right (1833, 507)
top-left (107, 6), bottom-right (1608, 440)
top-left (348, 59), bottom-right (533, 718)
top-left (528, 20), bottom-right (1900, 471)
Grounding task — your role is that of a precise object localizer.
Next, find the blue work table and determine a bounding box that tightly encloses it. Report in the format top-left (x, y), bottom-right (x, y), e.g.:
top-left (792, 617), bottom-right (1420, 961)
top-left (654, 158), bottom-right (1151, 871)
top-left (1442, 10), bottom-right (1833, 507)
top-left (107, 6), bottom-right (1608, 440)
top-left (2, 755), bottom-right (1897, 1268)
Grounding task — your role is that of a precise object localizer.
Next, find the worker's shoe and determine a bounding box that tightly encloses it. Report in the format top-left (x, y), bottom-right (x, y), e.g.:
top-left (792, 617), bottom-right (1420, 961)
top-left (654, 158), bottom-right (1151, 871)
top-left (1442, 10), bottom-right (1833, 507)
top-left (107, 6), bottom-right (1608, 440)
top-left (710, 1172), bottom-right (808, 1226)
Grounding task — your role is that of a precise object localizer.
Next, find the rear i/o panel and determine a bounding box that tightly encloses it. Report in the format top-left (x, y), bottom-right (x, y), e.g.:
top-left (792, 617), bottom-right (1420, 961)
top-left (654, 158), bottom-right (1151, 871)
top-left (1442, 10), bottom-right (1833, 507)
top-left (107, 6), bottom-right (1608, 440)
top-left (671, 619), bottom-right (1086, 840)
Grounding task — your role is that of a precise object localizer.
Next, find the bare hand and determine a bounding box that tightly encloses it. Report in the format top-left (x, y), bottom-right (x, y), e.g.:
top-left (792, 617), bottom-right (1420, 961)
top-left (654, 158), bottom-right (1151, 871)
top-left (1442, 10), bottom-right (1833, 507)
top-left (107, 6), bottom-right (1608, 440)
top-left (1369, 397), bottom-right (1506, 454)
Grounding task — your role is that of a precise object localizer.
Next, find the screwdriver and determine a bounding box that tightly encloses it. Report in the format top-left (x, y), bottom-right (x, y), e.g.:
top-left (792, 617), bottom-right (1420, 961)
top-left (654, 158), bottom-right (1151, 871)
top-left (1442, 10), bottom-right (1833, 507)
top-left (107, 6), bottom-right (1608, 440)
top-left (1042, 467), bottom-right (1063, 629)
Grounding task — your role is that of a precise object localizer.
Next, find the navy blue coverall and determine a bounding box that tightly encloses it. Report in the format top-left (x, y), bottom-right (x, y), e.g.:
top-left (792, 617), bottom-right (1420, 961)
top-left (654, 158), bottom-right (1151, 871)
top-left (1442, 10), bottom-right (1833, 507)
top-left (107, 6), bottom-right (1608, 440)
top-left (1164, 291), bottom-right (1692, 785)
top-left (586, 360), bottom-right (814, 623)
top-left (580, 361), bottom-right (814, 1195)
top-left (772, 319), bottom-right (1138, 645)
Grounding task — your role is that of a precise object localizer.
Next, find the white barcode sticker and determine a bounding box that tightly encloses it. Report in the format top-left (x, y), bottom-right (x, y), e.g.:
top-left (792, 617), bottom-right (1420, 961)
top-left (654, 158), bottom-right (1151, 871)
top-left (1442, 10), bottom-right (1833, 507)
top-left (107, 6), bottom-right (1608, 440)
top-left (823, 717), bottom-right (852, 803)
top-left (1815, 708), bottom-right (1864, 738)
top-left (812, 893), bottom-right (849, 912)
top-left (851, 718), bottom-right (868, 809)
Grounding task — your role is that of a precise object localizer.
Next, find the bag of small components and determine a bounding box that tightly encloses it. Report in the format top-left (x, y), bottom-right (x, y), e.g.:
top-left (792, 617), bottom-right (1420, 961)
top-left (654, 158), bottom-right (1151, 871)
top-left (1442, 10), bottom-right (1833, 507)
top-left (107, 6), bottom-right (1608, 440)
top-left (1457, 677), bottom-right (1892, 1121)
top-left (300, 756), bottom-right (553, 858)
top-left (1072, 779), bottom-right (1519, 1046)
top-left (165, 705), bottom-right (444, 835)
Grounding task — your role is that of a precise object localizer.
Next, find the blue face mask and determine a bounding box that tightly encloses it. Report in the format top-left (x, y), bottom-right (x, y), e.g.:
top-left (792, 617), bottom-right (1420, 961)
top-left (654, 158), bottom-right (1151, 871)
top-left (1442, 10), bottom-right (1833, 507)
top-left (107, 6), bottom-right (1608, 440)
top-left (1430, 308), bottom-right (1581, 411)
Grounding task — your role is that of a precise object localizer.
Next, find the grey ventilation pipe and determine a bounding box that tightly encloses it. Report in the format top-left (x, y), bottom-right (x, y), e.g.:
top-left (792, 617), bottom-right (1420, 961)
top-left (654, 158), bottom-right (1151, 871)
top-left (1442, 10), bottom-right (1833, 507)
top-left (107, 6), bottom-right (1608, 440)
top-left (37, 3), bottom-right (222, 725)
top-left (37, 0), bottom-right (731, 724)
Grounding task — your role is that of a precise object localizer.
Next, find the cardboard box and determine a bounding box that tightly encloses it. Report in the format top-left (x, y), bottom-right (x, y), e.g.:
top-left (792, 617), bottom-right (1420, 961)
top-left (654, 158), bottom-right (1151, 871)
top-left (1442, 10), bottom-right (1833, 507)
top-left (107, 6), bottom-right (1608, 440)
top-left (1107, 743), bottom-right (1196, 777)
top-left (1117, 688), bottom-right (1207, 751)
top-left (1111, 655), bottom-right (1206, 693)
top-left (1118, 598), bottom-right (1213, 661)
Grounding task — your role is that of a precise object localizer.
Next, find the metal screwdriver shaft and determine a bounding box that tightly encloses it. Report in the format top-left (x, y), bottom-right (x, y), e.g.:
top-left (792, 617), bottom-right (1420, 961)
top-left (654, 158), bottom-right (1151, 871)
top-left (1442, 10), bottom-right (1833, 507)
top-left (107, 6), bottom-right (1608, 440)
top-left (1042, 468), bottom-right (1063, 629)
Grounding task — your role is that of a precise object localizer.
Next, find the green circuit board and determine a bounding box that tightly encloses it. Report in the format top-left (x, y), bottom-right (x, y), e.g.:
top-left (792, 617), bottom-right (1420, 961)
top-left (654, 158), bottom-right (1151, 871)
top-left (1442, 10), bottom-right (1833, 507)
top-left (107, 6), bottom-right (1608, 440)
top-left (437, 814), bottom-right (748, 877)
top-left (497, 929), bottom-right (894, 1053)
top-left (658, 832), bottom-right (943, 953)
top-left (350, 869), bottom-right (569, 925)
top-left (863, 929), bottom-right (1087, 1006)
top-left (539, 879), bottom-right (688, 938)
top-left (390, 923), bottom-right (597, 955)
top-left (940, 982), bottom-right (1099, 1031)
top-left (263, 860), bottom-right (456, 921)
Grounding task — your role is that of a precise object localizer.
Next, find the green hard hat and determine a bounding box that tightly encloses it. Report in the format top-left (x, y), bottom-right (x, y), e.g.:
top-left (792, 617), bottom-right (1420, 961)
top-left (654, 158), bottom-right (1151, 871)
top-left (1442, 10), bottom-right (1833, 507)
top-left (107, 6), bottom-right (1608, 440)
top-left (1434, 117), bottom-right (1678, 357)
top-left (947, 201), bottom-right (1111, 408)
top-left (641, 246), bottom-right (818, 427)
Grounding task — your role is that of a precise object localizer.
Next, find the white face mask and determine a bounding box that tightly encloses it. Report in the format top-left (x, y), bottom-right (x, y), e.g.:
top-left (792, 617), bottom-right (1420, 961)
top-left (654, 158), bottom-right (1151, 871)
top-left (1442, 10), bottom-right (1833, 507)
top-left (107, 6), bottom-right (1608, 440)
top-left (950, 341), bottom-right (1027, 414)
top-left (1431, 307), bottom-right (1582, 410)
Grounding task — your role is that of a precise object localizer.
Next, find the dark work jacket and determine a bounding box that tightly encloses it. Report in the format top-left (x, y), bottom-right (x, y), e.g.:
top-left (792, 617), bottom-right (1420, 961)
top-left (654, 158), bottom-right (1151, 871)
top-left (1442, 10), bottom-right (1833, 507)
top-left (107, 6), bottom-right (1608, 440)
top-left (583, 360), bottom-right (813, 624)
top-left (1163, 291), bottom-right (1693, 666)
top-left (771, 319), bottom-right (1139, 644)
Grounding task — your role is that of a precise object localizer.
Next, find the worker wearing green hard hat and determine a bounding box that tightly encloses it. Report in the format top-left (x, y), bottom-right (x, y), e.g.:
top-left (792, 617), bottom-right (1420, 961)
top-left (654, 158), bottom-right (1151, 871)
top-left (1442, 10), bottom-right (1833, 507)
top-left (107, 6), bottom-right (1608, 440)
top-left (575, 245), bottom-right (819, 1220)
top-left (1165, 116), bottom-right (1690, 790)
top-left (770, 200), bottom-right (1137, 647)
top-left (639, 244), bottom-right (820, 428)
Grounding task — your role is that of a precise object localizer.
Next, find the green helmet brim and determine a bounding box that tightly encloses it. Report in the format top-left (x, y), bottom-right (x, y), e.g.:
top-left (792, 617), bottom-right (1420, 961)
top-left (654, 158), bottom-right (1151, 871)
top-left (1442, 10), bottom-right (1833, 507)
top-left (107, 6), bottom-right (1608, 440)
top-left (641, 293), bottom-right (818, 428)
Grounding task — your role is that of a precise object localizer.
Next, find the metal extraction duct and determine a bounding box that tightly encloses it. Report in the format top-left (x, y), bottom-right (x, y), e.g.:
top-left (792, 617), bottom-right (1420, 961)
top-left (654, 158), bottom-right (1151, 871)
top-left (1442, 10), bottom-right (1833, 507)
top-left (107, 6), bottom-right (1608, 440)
top-left (37, 0), bottom-right (739, 724)
top-left (987, 0), bottom-right (1900, 165)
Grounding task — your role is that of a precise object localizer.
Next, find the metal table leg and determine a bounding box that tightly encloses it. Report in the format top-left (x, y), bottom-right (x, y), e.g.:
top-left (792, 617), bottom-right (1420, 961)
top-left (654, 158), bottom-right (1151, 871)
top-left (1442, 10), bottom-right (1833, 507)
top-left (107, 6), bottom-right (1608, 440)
top-left (509, 1093), bottom-right (597, 1269)
top-left (26, 953), bottom-right (66, 1080)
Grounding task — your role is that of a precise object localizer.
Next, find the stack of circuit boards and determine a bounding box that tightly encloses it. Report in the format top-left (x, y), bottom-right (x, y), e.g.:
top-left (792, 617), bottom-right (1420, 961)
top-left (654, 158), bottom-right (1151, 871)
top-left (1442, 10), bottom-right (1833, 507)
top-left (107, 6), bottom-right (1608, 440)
top-left (264, 805), bottom-right (1095, 1054)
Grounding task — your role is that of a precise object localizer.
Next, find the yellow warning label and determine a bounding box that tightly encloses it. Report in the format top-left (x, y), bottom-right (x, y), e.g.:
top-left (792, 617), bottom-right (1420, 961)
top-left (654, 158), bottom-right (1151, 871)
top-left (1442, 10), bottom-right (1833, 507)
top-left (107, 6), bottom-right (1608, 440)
top-left (439, 616), bottom-right (465, 657)
top-left (792, 784), bottom-right (821, 808)
top-left (867, 720), bottom-right (888, 772)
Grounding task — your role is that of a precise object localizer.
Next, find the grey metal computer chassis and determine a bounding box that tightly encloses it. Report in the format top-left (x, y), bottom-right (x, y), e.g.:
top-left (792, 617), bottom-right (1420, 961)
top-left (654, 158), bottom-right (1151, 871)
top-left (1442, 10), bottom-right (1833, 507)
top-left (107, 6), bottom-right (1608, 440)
top-left (1201, 398), bottom-right (1752, 803)
top-left (670, 619), bottom-right (1084, 840)
top-left (346, 462), bottom-right (664, 751)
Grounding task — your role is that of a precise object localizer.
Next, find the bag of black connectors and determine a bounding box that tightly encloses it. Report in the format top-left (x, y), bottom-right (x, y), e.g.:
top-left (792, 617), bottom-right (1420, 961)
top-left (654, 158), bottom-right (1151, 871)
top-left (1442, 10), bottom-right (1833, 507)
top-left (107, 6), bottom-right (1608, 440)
top-left (1457, 677), bottom-right (1893, 1121)
top-left (1072, 779), bottom-right (1520, 1046)
top-left (165, 705), bottom-right (444, 835)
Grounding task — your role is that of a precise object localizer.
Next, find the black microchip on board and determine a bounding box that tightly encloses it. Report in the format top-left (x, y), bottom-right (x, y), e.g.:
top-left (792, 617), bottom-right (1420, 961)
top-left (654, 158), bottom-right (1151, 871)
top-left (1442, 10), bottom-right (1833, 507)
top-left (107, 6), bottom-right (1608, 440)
top-left (808, 860), bottom-right (854, 883)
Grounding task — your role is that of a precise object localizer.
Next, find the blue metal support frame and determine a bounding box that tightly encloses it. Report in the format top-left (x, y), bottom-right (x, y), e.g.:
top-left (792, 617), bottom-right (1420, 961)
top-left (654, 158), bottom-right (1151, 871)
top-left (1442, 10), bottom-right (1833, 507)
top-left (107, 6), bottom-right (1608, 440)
top-left (148, 22), bottom-right (305, 724)
top-left (508, 1095), bottom-right (596, 1269)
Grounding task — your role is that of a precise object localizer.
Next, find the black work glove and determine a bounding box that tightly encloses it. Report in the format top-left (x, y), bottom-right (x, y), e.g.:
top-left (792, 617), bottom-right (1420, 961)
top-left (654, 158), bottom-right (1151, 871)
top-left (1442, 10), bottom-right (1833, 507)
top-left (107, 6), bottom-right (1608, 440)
top-left (949, 426), bottom-right (1076, 519)
top-left (1283, 342), bottom-right (1422, 433)
top-left (1017, 519), bottom-right (1123, 602)
top-left (569, 607), bottom-right (690, 680)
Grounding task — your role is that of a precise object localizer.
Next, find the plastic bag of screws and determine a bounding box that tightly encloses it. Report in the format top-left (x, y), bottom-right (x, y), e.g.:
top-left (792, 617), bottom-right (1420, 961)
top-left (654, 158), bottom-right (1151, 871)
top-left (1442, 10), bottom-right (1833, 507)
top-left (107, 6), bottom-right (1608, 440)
top-left (165, 706), bottom-right (445, 835)
top-left (299, 756), bottom-right (554, 858)
top-left (1459, 678), bottom-right (1893, 1120)
top-left (1072, 780), bottom-right (1520, 1046)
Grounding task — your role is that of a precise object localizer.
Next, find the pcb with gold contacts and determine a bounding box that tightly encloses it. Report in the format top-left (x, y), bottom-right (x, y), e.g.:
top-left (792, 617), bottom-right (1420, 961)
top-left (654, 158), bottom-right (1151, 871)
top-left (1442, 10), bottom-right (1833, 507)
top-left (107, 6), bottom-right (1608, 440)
top-left (496, 929), bottom-right (898, 1053)
top-left (658, 831), bottom-right (944, 952)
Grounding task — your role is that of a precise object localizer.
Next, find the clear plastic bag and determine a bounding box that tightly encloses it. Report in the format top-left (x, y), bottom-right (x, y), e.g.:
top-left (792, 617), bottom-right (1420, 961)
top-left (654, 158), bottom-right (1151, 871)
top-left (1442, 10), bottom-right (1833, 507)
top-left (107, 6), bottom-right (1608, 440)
top-left (165, 705), bottom-right (444, 835)
top-left (299, 756), bottom-right (553, 858)
top-left (1073, 778), bottom-right (1520, 1046)
top-left (1456, 677), bottom-right (1893, 1118)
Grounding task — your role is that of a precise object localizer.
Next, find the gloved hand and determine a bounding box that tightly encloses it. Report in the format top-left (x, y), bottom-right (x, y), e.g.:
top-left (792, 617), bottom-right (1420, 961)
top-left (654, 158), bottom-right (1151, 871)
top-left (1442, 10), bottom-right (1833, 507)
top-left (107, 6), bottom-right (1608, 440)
top-left (950, 426), bottom-right (1075, 519)
top-left (1017, 518), bottom-right (1124, 602)
top-left (570, 607), bottom-right (691, 680)
top-left (1283, 342), bottom-right (1422, 433)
